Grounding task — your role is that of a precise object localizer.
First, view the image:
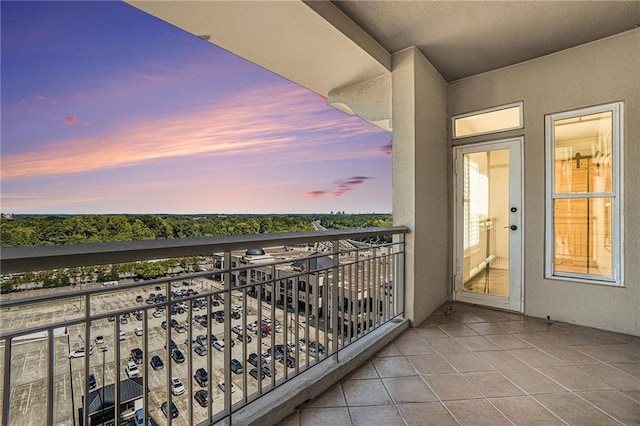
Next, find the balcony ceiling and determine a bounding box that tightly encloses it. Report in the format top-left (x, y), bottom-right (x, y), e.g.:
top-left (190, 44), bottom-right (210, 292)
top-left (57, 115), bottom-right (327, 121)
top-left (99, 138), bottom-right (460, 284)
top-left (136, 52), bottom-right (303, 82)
top-left (127, 1), bottom-right (639, 97)
top-left (332, 0), bottom-right (640, 82)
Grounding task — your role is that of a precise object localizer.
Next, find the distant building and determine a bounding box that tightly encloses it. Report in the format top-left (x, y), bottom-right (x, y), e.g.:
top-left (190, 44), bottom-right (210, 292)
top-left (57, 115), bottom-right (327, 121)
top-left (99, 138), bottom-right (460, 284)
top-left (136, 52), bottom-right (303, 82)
top-left (79, 377), bottom-right (143, 426)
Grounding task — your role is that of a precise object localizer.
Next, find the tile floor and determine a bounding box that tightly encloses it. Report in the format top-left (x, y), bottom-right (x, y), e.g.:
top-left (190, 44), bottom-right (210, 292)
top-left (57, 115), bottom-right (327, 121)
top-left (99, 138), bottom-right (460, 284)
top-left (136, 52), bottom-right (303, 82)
top-left (279, 303), bottom-right (640, 425)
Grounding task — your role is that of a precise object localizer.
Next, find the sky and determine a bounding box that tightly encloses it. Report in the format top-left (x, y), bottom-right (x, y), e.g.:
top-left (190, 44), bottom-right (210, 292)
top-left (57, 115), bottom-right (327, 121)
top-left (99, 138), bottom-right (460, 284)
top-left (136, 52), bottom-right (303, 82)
top-left (1, 1), bottom-right (392, 215)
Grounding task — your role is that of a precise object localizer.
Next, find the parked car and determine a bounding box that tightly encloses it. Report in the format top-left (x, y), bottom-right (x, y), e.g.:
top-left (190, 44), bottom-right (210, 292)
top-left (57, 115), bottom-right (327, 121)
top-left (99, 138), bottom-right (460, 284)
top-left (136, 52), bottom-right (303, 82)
top-left (247, 322), bottom-right (258, 333)
top-left (119, 331), bottom-right (126, 341)
top-left (150, 355), bottom-right (164, 370)
top-left (131, 348), bottom-right (143, 364)
top-left (126, 361), bottom-right (141, 378)
top-left (134, 311), bottom-right (143, 321)
top-left (194, 345), bottom-right (207, 356)
top-left (152, 310), bottom-right (162, 318)
top-left (171, 349), bottom-right (185, 363)
top-left (230, 359), bottom-right (244, 374)
top-left (280, 355), bottom-right (296, 368)
top-left (262, 363), bottom-right (276, 377)
top-left (213, 341), bottom-right (225, 352)
top-left (170, 377), bottom-right (185, 396)
top-left (119, 316), bottom-right (128, 324)
top-left (194, 390), bottom-right (208, 407)
top-left (194, 368), bottom-right (208, 387)
top-left (95, 336), bottom-right (105, 345)
top-left (165, 339), bottom-right (178, 351)
top-left (217, 381), bottom-right (236, 393)
top-left (249, 368), bottom-right (266, 380)
top-left (133, 408), bottom-right (158, 426)
top-left (231, 325), bottom-right (243, 335)
top-left (247, 353), bottom-right (259, 367)
top-left (161, 321), bottom-right (167, 330)
top-left (68, 346), bottom-right (93, 358)
top-left (195, 334), bottom-right (208, 346)
top-left (161, 401), bottom-right (178, 419)
top-left (134, 327), bottom-right (143, 336)
top-left (136, 295), bottom-right (144, 303)
top-left (88, 373), bottom-right (96, 389)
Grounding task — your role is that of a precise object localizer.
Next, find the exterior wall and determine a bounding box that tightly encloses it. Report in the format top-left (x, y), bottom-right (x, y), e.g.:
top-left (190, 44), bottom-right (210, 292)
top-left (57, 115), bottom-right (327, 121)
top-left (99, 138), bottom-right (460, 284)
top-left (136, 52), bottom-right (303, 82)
top-left (392, 47), bottom-right (449, 326)
top-left (448, 29), bottom-right (640, 335)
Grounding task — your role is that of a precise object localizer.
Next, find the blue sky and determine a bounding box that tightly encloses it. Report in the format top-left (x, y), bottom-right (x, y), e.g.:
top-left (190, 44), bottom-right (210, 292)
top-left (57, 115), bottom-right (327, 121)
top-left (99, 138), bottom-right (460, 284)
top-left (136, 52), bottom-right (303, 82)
top-left (1, 1), bottom-right (392, 214)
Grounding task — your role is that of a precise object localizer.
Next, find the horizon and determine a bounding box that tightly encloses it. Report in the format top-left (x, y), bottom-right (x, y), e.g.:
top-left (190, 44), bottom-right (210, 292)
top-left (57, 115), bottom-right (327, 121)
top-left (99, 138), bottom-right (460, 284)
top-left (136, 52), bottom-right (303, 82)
top-left (1, 1), bottom-right (392, 215)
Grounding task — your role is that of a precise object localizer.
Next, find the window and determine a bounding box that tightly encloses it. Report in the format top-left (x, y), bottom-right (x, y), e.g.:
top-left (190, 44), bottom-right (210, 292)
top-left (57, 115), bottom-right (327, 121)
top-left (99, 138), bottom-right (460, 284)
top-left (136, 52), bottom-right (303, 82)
top-left (545, 102), bottom-right (623, 285)
top-left (453, 102), bottom-right (523, 139)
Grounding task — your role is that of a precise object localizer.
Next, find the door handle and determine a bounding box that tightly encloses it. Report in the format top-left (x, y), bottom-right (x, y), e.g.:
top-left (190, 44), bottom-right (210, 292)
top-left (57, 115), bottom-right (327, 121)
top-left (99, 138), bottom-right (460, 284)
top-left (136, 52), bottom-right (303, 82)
top-left (504, 225), bottom-right (517, 230)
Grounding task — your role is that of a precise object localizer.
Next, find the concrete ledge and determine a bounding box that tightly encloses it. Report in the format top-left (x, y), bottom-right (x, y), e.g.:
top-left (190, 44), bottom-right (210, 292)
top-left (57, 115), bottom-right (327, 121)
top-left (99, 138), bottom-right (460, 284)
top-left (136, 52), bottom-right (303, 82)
top-left (219, 317), bottom-right (409, 425)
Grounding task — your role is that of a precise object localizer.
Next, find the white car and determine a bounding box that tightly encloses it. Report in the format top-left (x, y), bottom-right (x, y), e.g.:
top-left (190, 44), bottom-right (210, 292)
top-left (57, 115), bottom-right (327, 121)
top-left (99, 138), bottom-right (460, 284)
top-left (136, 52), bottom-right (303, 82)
top-left (217, 381), bottom-right (236, 393)
top-left (126, 361), bottom-right (141, 378)
top-left (213, 341), bottom-right (225, 352)
top-left (246, 323), bottom-right (258, 333)
top-left (95, 336), bottom-right (105, 345)
top-left (68, 346), bottom-right (94, 358)
top-left (119, 331), bottom-right (126, 341)
top-left (134, 327), bottom-right (143, 336)
top-left (170, 377), bottom-right (185, 396)
top-left (152, 310), bottom-right (163, 318)
top-left (231, 325), bottom-right (243, 335)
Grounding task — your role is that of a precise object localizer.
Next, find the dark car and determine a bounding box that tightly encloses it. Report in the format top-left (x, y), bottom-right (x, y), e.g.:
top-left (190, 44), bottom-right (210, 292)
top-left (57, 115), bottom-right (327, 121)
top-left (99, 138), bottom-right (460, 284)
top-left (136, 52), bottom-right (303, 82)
top-left (247, 353), bottom-right (259, 367)
top-left (195, 335), bottom-right (208, 346)
top-left (262, 364), bottom-right (276, 377)
top-left (161, 401), bottom-right (178, 419)
top-left (161, 321), bottom-right (167, 330)
top-left (279, 355), bottom-right (296, 368)
top-left (136, 295), bottom-right (144, 303)
top-left (249, 367), bottom-right (266, 380)
top-left (155, 286), bottom-right (161, 291)
top-left (164, 339), bottom-right (178, 351)
top-left (230, 359), bottom-right (244, 374)
top-left (194, 368), bottom-right (208, 387)
top-left (194, 345), bottom-right (207, 356)
top-left (194, 390), bottom-right (208, 407)
top-left (150, 355), bottom-right (164, 370)
top-left (171, 349), bottom-right (185, 363)
top-left (131, 348), bottom-right (143, 364)
top-left (88, 373), bottom-right (96, 389)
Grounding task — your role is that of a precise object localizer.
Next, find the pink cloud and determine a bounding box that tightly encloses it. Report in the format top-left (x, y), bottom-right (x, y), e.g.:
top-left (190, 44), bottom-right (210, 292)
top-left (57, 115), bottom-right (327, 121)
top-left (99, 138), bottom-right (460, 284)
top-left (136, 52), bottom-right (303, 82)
top-left (64, 116), bottom-right (77, 125)
top-left (380, 140), bottom-right (392, 155)
top-left (81, 120), bottom-right (90, 126)
top-left (307, 176), bottom-right (372, 198)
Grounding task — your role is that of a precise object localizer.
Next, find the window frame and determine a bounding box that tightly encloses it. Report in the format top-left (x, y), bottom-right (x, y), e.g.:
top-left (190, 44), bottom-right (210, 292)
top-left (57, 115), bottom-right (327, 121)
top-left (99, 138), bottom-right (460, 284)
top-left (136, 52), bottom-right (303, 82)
top-left (452, 101), bottom-right (524, 139)
top-left (544, 102), bottom-right (624, 286)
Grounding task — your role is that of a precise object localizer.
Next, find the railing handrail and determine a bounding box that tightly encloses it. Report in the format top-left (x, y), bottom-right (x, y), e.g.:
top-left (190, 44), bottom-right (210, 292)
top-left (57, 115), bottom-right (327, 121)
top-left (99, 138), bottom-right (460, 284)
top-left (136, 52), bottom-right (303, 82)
top-left (1, 226), bottom-right (409, 274)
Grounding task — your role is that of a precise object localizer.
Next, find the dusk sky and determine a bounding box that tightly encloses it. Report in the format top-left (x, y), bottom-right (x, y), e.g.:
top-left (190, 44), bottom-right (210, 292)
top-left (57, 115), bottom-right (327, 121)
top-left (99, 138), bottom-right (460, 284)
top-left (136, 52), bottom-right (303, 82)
top-left (1, 1), bottom-right (392, 215)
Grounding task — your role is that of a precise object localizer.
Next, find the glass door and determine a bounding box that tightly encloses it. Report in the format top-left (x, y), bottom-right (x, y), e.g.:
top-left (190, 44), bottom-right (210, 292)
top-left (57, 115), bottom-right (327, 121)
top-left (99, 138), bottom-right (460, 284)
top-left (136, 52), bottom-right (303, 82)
top-left (453, 138), bottom-right (523, 312)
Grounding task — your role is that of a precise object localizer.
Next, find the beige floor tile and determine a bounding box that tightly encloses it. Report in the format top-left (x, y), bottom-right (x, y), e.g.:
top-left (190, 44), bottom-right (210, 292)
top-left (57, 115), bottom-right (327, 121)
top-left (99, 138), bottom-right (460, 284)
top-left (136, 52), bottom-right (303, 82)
top-left (513, 332), bottom-right (569, 348)
top-left (578, 390), bottom-right (640, 425)
top-left (576, 364), bottom-right (640, 390)
top-left (508, 348), bottom-right (567, 367)
top-left (455, 336), bottom-right (502, 352)
top-left (394, 338), bottom-right (434, 356)
top-left (446, 312), bottom-right (487, 324)
top-left (500, 368), bottom-right (568, 394)
top-left (279, 411), bottom-right (300, 426)
top-left (474, 350), bottom-right (528, 370)
top-left (305, 383), bottom-right (346, 408)
top-left (489, 395), bottom-right (565, 425)
top-left (576, 344), bottom-right (640, 364)
top-left (541, 346), bottom-right (599, 364)
top-left (623, 389), bottom-right (640, 403)
top-left (614, 363), bottom-right (640, 379)
top-left (534, 393), bottom-right (620, 425)
top-left (438, 323), bottom-right (479, 337)
top-left (382, 376), bottom-right (437, 403)
top-left (374, 342), bottom-right (402, 358)
top-left (345, 361), bottom-right (378, 380)
top-left (300, 407), bottom-right (351, 426)
top-left (429, 337), bottom-right (471, 354)
top-left (372, 356), bottom-right (417, 378)
top-left (349, 405), bottom-right (403, 426)
top-left (475, 311), bottom-right (515, 322)
top-left (440, 352), bottom-right (495, 372)
top-left (413, 326), bottom-right (449, 341)
top-left (444, 399), bottom-right (511, 425)
top-left (341, 378), bottom-right (392, 406)
top-left (397, 402), bottom-right (458, 426)
top-left (406, 353), bottom-right (455, 375)
top-left (423, 373), bottom-right (483, 400)
top-left (465, 322), bottom-right (509, 336)
top-left (538, 365), bottom-right (613, 391)
top-left (484, 334), bottom-right (532, 350)
top-left (463, 371), bottom-right (526, 397)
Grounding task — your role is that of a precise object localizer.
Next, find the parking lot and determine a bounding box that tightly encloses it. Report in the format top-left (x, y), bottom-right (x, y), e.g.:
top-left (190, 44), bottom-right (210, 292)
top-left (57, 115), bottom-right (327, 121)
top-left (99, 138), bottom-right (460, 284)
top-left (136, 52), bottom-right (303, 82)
top-left (1, 278), bottom-right (326, 425)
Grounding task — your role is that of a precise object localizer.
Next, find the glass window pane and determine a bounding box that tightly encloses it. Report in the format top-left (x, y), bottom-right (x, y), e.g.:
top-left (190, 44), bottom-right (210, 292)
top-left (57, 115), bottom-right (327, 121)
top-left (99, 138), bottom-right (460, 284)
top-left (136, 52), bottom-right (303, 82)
top-left (553, 198), bottom-right (613, 279)
top-left (553, 111), bottom-right (612, 194)
top-left (454, 103), bottom-right (522, 138)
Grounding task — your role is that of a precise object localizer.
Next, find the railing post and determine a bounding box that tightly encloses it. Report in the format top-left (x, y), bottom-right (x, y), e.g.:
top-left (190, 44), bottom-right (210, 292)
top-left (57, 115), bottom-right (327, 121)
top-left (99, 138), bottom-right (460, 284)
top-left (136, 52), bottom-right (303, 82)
top-left (3, 338), bottom-right (12, 425)
top-left (394, 233), bottom-right (405, 316)
top-left (223, 251), bottom-right (232, 419)
top-left (331, 240), bottom-right (339, 362)
top-left (47, 330), bottom-right (54, 425)
top-left (83, 295), bottom-right (91, 426)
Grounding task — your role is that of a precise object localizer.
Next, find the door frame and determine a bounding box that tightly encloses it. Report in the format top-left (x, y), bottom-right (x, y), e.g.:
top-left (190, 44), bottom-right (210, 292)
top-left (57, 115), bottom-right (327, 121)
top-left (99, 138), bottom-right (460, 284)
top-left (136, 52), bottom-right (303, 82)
top-left (452, 137), bottom-right (524, 313)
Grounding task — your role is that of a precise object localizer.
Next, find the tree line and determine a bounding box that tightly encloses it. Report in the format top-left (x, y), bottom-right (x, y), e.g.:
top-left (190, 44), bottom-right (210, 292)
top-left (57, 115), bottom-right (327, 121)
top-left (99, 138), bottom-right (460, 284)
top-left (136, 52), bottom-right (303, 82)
top-left (0, 213), bottom-right (391, 248)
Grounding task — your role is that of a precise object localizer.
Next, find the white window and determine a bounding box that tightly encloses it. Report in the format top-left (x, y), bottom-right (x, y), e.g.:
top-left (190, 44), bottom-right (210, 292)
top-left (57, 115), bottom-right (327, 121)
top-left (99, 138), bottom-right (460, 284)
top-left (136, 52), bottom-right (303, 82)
top-left (453, 102), bottom-right (523, 139)
top-left (545, 102), bottom-right (623, 285)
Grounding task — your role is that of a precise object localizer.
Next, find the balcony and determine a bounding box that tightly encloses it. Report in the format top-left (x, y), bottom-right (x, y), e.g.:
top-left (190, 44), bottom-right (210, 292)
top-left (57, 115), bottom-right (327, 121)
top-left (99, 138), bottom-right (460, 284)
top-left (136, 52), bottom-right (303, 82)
top-left (281, 302), bottom-right (640, 425)
top-left (0, 227), bottom-right (409, 425)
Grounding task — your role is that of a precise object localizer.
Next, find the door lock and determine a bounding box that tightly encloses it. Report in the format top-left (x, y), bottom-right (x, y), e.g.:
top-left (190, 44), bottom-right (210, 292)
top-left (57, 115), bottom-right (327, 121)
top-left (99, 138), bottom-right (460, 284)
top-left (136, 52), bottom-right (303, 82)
top-left (503, 225), bottom-right (518, 231)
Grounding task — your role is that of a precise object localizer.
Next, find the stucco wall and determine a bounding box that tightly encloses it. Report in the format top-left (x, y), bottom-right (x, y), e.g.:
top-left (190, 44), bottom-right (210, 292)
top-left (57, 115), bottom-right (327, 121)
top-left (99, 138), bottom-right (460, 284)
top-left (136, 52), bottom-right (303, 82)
top-left (448, 29), bottom-right (640, 335)
top-left (393, 47), bottom-right (449, 326)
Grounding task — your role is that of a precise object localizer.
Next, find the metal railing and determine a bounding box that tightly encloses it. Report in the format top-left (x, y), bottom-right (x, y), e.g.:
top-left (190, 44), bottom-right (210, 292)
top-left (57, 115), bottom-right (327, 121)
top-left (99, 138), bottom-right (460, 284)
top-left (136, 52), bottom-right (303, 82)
top-left (0, 227), bottom-right (407, 426)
